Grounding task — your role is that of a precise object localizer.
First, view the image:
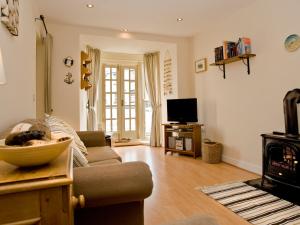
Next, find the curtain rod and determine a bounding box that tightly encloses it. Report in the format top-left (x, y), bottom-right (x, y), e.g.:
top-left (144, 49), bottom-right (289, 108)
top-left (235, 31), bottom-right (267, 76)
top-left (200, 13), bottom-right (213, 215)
top-left (35, 15), bottom-right (48, 34)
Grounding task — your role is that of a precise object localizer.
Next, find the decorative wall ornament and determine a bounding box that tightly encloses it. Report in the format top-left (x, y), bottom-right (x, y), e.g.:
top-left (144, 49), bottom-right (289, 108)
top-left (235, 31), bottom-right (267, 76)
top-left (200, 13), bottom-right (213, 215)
top-left (195, 58), bottom-right (207, 73)
top-left (64, 72), bottom-right (74, 84)
top-left (0, 0), bottom-right (19, 36)
top-left (63, 56), bottom-right (74, 67)
top-left (163, 50), bottom-right (173, 96)
top-left (284, 34), bottom-right (300, 52)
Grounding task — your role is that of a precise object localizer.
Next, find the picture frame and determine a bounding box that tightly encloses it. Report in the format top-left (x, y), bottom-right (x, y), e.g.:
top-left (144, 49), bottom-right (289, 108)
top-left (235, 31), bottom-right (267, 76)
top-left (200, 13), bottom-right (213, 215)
top-left (195, 58), bottom-right (207, 73)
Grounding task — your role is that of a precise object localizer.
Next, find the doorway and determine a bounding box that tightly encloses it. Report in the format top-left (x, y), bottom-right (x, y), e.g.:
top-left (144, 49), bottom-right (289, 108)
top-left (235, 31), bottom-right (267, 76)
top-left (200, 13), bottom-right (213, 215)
top-left (102, 64), bottom-right (139, 140)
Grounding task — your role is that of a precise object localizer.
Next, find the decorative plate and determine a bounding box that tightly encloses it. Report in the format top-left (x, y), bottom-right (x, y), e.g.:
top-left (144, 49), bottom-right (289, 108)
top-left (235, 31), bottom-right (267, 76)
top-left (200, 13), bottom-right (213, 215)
top-left (284, 34), bottom-right (300, 52)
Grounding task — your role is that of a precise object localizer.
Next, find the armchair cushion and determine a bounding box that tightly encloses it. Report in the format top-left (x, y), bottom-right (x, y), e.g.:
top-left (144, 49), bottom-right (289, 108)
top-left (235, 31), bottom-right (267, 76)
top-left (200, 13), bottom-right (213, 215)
top-left (73, 161), bottom-right (153, 208)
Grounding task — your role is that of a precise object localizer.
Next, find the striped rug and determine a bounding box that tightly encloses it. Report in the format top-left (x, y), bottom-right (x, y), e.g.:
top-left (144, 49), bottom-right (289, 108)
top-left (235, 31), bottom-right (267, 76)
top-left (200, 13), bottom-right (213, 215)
top-left (199, 182), bottom-right (300, 225)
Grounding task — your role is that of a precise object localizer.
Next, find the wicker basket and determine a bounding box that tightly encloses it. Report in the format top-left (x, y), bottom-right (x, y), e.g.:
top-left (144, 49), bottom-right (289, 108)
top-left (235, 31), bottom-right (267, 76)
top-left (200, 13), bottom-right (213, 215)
top-left (202, 141), bottom-right (222, 164)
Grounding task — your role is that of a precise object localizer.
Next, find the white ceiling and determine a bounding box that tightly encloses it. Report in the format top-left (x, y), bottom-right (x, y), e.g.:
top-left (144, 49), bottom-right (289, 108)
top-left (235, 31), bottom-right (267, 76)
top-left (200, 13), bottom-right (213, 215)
top-left (37, 0), bottom-right (254, 37)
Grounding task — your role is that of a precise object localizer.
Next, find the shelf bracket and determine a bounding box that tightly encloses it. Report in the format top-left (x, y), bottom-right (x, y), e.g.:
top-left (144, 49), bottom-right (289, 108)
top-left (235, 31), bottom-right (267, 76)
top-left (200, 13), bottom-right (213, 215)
top-left (241, 57), bottom-right (250, 74)
top-left (218, 64), bottom-right (226, 79)
top-left (210, 54), bottom-right (255, 79)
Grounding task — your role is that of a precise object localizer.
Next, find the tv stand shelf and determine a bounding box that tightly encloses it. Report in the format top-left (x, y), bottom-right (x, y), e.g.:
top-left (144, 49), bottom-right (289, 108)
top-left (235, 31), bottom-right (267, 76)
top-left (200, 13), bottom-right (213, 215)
top-left (162, 124), bottom-right (203, 158)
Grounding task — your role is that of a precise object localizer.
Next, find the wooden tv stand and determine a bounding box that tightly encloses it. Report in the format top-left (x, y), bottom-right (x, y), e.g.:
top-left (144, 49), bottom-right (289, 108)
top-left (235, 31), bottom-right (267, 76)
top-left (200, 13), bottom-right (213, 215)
top-left (162, 124), bottom-right (203, 158)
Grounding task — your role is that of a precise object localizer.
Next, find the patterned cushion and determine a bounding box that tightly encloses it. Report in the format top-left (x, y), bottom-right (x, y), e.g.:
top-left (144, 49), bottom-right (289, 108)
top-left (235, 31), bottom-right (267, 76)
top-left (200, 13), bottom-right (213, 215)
top-left (73, 147), bottom-right (89, 167)
top-left (51, 130), bottom-right (89, 168)
top-left (45, 115), bottom-right (88, 156)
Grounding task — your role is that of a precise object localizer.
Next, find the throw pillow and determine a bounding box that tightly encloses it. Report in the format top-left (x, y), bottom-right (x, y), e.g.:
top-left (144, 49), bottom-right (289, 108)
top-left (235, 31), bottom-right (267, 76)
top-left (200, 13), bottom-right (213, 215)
top-left (45, 115), bottom-right (88, 156)
top-left (51, 131), bottom-right (89, 168)
top-left (73, 147), bottom-right (89, 167)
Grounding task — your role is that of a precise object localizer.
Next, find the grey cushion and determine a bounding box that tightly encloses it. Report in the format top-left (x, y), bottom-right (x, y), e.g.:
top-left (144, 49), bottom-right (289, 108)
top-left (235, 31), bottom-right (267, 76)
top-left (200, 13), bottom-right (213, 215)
top-left (86, 146), bottom-right (122, 163)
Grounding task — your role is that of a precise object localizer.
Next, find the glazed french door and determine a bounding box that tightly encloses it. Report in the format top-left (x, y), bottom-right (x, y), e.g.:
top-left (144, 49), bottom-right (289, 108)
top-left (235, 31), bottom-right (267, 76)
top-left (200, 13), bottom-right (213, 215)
top-left (103, 65), bottom-right (138, 139)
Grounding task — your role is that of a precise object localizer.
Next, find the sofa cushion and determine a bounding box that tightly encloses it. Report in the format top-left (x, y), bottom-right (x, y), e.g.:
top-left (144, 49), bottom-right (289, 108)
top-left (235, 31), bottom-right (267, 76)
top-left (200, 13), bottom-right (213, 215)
top-left (89, 159), bottom-right (121, 167)
top-left (45, 115), bottom-right (88, 155)
top-left (86, 146), bottom-right (122, 163)
top-left (73, 146), bottom-right (90, 167)
top-left (51, 131), bottom-right (89, 168)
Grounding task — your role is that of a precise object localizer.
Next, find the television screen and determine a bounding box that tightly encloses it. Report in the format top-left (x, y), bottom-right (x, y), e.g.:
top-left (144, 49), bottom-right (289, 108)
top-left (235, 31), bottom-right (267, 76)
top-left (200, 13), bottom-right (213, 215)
top-left (167, 98), bottom-right (198, 123)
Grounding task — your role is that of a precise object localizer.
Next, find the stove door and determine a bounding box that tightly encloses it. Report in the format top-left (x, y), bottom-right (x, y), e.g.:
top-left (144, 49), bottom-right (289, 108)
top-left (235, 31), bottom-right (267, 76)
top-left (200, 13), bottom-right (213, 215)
top-left (265, 141), bottom-right (300, 186)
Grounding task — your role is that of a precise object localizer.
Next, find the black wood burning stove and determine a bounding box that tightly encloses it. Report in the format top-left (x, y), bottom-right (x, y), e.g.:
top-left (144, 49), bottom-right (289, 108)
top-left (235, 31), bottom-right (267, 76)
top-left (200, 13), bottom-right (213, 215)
top-left (261, 89), bottom-right (300, 189)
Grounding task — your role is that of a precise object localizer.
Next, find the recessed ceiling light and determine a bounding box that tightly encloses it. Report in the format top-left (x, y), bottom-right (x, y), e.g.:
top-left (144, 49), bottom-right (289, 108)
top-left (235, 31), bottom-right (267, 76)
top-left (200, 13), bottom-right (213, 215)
top-left (86, 4), bottom-right (94, 8)
top-left (177, 18), bottom-right (183, 22)
top-left (121, 28), bottom-right (128, 32)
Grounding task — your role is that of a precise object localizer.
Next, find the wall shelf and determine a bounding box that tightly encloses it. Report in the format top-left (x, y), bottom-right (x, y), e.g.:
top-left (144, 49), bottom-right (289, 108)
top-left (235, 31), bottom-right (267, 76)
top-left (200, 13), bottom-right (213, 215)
top-left (81, 51), bottom-right (92, 90)
top-left (210, 53), bottom-right (256, 79)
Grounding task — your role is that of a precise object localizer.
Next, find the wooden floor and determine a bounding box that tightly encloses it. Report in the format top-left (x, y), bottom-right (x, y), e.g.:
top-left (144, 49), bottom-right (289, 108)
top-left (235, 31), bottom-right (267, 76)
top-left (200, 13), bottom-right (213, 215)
top-left (114, 145), bottom-right (259, 225)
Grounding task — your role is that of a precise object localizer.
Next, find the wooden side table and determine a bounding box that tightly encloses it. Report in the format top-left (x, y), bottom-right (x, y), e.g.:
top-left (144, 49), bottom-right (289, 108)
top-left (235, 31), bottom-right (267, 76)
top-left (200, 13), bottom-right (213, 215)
top-left (0, 148), bottom-right (73, 225)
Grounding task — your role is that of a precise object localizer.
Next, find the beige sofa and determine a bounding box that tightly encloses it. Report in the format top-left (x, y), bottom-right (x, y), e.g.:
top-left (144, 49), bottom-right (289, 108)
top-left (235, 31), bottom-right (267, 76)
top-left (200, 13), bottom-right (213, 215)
top-left (74, 131), bottom-right (153, 225)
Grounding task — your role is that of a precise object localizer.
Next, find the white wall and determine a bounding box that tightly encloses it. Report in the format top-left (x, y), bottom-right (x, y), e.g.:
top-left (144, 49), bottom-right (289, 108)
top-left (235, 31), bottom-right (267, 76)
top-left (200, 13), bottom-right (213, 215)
top-left (48, 23), bottom-right (192, 130)
top-left (0, 0), bottom-right (40, 131)
top-left (48, 24), bottom-right (81, 130)
top-left (193, 0), bottom-right (300, 174)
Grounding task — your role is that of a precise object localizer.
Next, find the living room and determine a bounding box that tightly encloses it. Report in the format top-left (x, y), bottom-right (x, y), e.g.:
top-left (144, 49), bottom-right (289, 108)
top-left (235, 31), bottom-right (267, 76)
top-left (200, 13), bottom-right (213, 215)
top-left (0, 0), bottom-right (300, 225)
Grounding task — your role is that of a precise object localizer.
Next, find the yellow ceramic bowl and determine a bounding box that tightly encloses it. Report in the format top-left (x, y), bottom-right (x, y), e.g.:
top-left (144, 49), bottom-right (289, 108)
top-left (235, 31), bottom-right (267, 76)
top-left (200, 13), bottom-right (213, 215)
top-left (0, 138), bottom-right (72, 167)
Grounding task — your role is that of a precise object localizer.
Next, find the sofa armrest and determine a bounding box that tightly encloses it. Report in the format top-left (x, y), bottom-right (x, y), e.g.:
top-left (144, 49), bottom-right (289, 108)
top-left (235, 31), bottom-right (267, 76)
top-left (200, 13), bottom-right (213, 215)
top-left (76, 131), bottom-right (106, 147)
top-left (73, 161), bottom-right (153, 208)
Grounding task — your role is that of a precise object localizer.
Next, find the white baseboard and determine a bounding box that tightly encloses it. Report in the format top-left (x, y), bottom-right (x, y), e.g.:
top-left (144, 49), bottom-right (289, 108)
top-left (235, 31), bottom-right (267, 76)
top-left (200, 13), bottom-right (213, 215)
top-left (222, 155), bottom-right (262, 175)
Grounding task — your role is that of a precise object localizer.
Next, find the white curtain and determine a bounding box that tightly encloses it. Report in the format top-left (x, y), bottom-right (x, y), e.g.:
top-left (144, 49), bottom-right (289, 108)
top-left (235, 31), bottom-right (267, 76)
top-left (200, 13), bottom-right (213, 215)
top-left (44, 33), bottom-right (53, 114)
top-left (144, 52), bottom-right (161, 147)
top-left (86, 46), bottom-right (101, 131)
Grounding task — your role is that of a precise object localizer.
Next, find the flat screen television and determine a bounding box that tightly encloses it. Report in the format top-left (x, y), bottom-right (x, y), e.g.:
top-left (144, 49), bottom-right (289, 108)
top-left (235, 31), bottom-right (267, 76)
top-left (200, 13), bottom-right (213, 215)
top-left (167, 98), bottom-right (198, 123)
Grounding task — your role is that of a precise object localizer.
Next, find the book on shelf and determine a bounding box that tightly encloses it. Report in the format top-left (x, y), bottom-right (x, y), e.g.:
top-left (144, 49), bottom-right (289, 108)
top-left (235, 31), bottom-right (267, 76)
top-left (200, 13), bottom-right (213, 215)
top-left (168, 137), bottom-right (176, 149)
top-left (185, 138), bottom-right (193, 151)
top-left (175, 138), bottom-right (184, 150)
top-left (237, 37), bottom-right (251, 55)
top-left (223, 41), bottom-right (237, 59)
top-left (214, 46), bottom-right (224, 62)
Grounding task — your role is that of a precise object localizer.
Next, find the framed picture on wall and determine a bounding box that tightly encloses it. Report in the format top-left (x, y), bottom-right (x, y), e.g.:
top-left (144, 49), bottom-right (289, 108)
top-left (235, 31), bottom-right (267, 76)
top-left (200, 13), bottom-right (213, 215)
top-left (195, 58), bottom-right (207, 73)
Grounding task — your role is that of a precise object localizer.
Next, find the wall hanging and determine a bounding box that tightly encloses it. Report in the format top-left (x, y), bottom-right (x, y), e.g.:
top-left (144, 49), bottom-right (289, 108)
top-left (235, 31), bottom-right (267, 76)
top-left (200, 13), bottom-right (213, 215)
top-left (195, 58), bottom-right (207, 73)
top-left (163, 50), bottom-right (173, 96)
top-left (81, 51), bottom-right (92, 90)
top-left (284, 34), bottom-right (300, 52)
top-left (0, 0), bottom-right (19, 36)
top-left (64, 72), bottom-right (74, 84)
top-left (63, 56), bottom-right (74, 67)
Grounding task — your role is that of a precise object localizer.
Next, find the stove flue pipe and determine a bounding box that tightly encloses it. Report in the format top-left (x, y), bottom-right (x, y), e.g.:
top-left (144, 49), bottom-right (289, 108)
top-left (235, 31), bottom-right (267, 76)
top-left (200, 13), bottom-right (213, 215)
top-left (284, 89), bottom-right (300, 136)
